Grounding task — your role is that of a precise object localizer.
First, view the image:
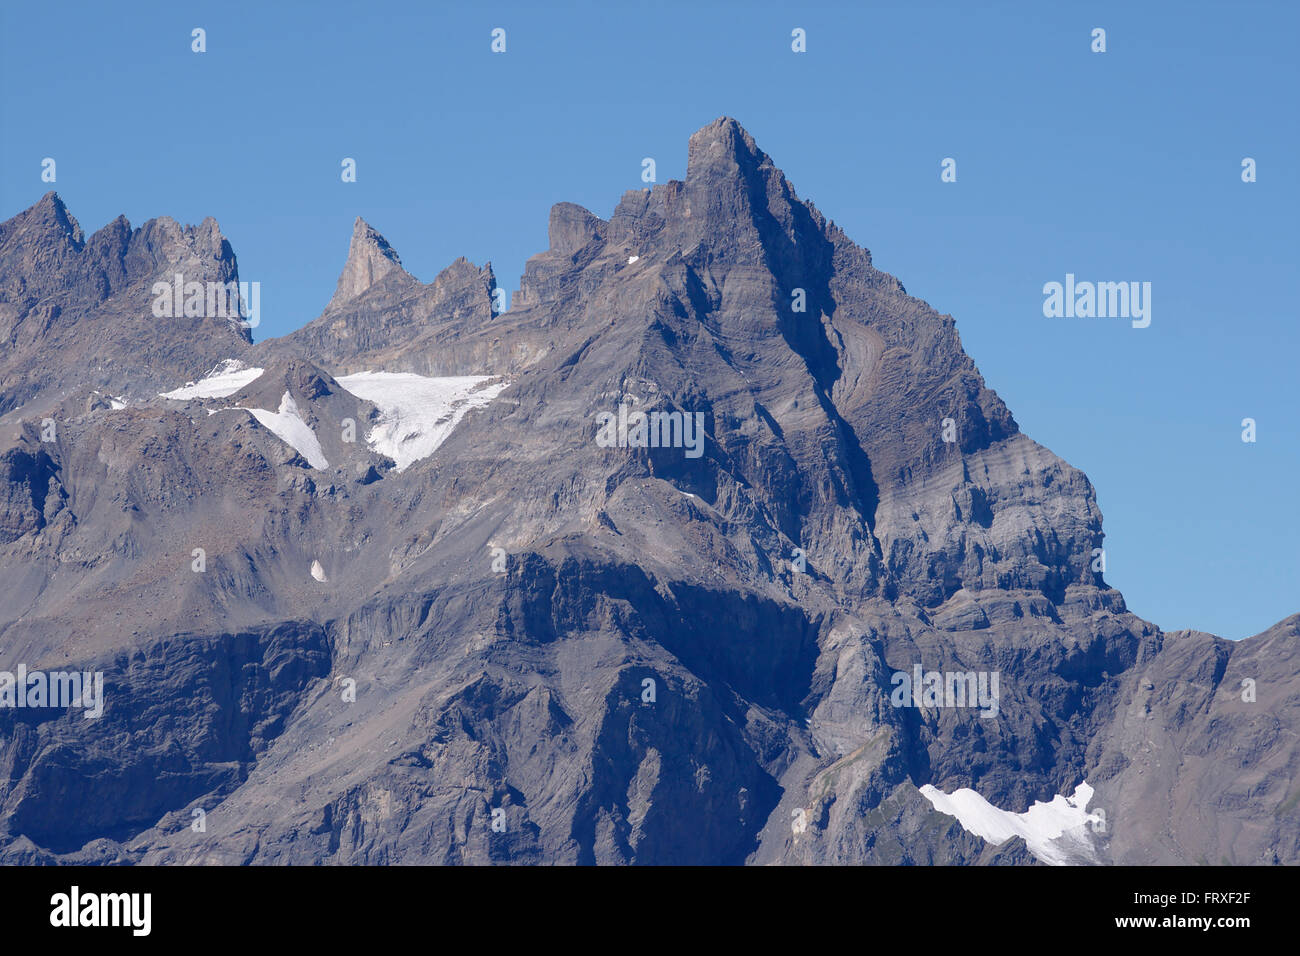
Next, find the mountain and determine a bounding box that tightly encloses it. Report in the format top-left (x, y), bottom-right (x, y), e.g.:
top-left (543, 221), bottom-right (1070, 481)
top-left (257, 217), bottom-right (499, 377)
top-left (0, 193), bottom-right (253, 420)
top-left (329, 216), bottom-right (407, 309)
top-left (0, 119), bottom-right (1295, 865)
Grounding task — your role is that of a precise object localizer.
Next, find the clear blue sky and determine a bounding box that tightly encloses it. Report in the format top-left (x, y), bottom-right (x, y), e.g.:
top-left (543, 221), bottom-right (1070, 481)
top-left (2, 1), bottom-right (1296, 639)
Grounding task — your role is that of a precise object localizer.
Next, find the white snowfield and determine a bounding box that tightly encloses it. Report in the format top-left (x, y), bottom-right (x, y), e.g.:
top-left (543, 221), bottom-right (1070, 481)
top-left (243, 391), bottom-right (329, 470)
top-left (160, 364), bottom-right (506, 474)
top-left (159, 359), bottom-right (264, 400)
top-left (337, 371), bottom-right (508, 471)
top-left (918, 781), bottom-right (1102, 866)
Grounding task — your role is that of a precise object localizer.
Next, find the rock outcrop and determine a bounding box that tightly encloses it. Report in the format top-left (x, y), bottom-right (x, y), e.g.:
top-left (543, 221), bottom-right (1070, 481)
top-left (328, 217), bottom-right (407, 309)
top-left (259, 223), bottom-right (498, 377)
top-left (0, 193), bottom-right (253, 419)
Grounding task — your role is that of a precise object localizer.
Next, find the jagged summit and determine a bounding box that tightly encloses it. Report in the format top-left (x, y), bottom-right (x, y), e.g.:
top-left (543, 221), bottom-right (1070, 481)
top-left (327, 216), bottom-right (407, 310)
top-left (0, 196), bottom-right (251, 418)
top-left (0, 192), bottom-right (84, 269)
top-left (685, 115), bottom-right (769, 182)
top-left (548, 202), bottom-right (607, 255)
top-left (21, 191), bottom-right (85, 247)
top-left (257, 236), bottom-right (496, 377)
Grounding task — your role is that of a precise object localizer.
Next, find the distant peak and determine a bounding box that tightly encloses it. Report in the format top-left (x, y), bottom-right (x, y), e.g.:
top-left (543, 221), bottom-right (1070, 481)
top-left (548, 202), bottom-right (606, 255)
top-left (329, 217), bottom-right (406, 309)
top-left (686, 117), bottom-right (767, 183)
top-left (20, 190), bottom-right (85, 248)
top-left (349, 216), bottom-right (397, 252)
top-left (692, 115), bottom-right (750, 143)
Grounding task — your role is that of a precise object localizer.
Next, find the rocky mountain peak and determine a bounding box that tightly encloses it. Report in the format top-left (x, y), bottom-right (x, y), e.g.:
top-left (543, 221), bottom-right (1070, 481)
top-left (548, 202), bottom-right (607, 256)
top-left (685, 115), bottom-right (767, 184)
top-left (0, 191), bottom-right (84, 257)
top-left (328, 217), bottom-right (407, 310)
top-left (258, 230), bottom-right (497, 376)
top-left (598, 118), bottom-right (827, 275)
top-left (0, 195), bottom-right (253, 418)
top-left (38, 191), bottom-right (84, 245)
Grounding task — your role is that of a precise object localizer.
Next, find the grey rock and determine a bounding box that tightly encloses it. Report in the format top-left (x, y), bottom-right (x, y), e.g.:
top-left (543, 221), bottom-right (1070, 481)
top-left (328, 217), bottom-right (407, 310)
top-left (0, 193), bottom-right (253, 420)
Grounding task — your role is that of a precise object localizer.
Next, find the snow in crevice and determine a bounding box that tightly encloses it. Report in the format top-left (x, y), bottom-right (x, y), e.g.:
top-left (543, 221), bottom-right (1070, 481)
top-left (239, 390), bottom-right (329, 470)
top-left (336, 371), bottom-right (508, 471)
top-left (918, 781), bottom-right (1103, 865)
top-left (160, 359), bottom-right (264, 400)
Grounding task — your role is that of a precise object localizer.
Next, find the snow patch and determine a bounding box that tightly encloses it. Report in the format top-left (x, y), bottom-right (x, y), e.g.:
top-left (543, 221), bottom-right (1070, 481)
top-left (310, 560), bottom-right (328, 583)
top-left (337, 371), bottom-right (507, 471)
top-left (160, 359), bottom-right (264, 400)
top-left (93, 390), bottom-right (128, 410)
top-left (627, 255), bottom-right (639, 264)
top-left (241, 391), bottom-right (329, 470)
top-left (918, 781), bottom-right (1102, 865)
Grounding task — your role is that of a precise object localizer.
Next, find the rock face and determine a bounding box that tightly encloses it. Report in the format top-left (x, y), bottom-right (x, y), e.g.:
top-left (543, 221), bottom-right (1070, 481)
top-left (328, 217), bottom-right (407, 309)
top-left (262, 237), bottom-right (498, 377)
top-left (0, 193), bottom-right (253, 419)
top-left (0, 119), bottom-right (1295, 866)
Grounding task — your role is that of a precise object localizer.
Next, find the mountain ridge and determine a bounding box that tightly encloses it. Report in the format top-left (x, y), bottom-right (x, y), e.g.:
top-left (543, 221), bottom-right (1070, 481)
top-left (0, 118), bottom-right (1295, 866)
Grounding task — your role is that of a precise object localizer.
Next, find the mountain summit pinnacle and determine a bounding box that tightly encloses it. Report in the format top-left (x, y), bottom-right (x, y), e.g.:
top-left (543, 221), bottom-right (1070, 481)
top-left (685, 116), bottom-right (768, 184)
top-left (328, 217), bottom-right (406, 309)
